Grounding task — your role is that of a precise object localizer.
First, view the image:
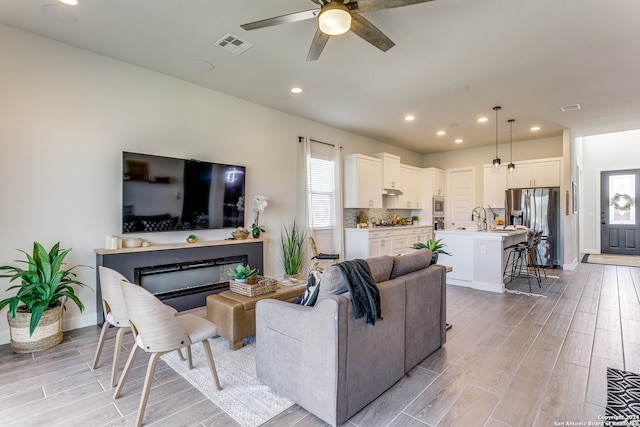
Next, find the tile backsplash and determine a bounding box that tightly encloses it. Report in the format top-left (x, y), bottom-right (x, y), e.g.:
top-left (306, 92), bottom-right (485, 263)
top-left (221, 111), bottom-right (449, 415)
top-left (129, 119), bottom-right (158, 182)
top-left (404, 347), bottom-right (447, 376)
top-left (344, 208), bottom-right (413, 228)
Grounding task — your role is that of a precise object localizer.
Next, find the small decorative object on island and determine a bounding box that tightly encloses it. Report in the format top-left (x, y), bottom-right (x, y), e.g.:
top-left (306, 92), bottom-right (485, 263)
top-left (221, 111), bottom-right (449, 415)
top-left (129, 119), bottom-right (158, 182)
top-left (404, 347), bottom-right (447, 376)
top-left (412, 215), bottom-right (420, 225)
top-left (186, 234), bottom-right (198, 243)
top-left (0, 242), bottom-right (89, 353)
top-left (231, 227), bottom-right (250, 240)
top-left (251, 195), bottom-right (268, 238)
top-left (280, 220), bottom-right (307, 278)
top-left (412, 238), bottom-right (452, 265)
top-left (227, 263), bottom-right (258, 283)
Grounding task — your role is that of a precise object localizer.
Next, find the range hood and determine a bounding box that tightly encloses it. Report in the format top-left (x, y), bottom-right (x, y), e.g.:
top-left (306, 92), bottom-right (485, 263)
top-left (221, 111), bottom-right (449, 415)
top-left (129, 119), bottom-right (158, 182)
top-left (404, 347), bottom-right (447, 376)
top-left (382, 188), bottom-right (403, 196)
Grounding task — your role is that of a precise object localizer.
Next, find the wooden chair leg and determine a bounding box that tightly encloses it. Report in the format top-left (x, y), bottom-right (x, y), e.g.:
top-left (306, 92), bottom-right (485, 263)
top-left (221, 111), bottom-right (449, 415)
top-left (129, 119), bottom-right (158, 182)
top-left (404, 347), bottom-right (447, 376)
top-left (113, 344), bottom-right (139, 399)
top-left (186, 345), bottom-right (193, 369)
top-left (110, 326), bottom-right (130, 388)
top-left (91, 321), bottom-right (110, 370)
top-left (134, 352), bottom-right (162, 427)
top-left (202, 340), bottom-right (222, 391)
top-left (176, 347), bottom-right (186, 361)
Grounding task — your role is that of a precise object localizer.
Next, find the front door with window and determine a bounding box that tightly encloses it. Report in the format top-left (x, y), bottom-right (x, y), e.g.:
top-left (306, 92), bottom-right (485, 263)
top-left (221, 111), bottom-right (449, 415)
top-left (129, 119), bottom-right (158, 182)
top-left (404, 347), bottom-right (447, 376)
top-left (601, 169), bottom-right (640, 255)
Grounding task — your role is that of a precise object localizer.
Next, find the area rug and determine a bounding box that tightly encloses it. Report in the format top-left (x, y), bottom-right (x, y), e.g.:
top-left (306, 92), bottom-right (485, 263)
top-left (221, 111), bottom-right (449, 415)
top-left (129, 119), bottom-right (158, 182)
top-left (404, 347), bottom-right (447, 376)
top-left (606, 367), bottom-right (640, 422)
top-left (582, 254), bottom-right (640, 267)
top-left (161, 336), bottom-right (293, 427)
top-left (504, 273), bottom-right (559, 296)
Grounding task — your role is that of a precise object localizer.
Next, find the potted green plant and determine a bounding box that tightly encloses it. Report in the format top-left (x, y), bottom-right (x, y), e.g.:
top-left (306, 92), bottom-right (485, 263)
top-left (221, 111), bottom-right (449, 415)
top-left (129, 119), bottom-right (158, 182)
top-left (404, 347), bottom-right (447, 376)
top-left (0, 242), bottom-right (89, 353)
top-left (227, 264), bottom-right (258, 283)
top-left (411, 215), bottom-right (420, 225)
top-left (280, 220), bottom-right (306, 278)
top-left (412, 238), bottom-right (452, 265)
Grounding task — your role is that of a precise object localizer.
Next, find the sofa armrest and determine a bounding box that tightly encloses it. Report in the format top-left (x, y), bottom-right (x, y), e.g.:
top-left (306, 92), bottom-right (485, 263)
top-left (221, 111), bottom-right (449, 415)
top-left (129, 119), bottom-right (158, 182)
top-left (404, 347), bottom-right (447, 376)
top-left (256, 295), bottom-right (349, 427)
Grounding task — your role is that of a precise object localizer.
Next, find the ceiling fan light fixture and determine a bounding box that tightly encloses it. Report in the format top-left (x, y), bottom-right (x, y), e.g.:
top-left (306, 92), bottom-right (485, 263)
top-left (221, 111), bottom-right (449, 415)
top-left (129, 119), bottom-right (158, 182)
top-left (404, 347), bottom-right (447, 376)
top-left (318, 3), bottom-right (352, 35)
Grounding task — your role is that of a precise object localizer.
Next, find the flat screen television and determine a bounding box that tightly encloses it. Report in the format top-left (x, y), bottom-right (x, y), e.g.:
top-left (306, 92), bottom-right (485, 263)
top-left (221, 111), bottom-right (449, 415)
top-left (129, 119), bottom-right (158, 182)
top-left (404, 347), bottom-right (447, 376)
top-left (122, 152), bottom-right (245, 233)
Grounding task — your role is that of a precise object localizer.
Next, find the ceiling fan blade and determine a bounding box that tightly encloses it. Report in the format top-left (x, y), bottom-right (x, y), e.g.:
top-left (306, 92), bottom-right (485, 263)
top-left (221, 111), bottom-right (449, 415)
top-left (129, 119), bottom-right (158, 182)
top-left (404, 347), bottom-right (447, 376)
top-left (350, 13), bottom-right (395, 52)
top-left (354, 0), bottom-right (435, 13)
top-left (307, 29), bottom-right (331, 61)
top-left (241, 9), bottom-right (319, 31)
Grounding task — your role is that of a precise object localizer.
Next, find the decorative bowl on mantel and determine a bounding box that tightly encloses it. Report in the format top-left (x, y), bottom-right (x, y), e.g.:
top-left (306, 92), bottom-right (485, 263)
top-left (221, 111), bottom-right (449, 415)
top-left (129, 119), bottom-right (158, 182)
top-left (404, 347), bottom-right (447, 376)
top-left (231, 229), bottom-right (250, 240)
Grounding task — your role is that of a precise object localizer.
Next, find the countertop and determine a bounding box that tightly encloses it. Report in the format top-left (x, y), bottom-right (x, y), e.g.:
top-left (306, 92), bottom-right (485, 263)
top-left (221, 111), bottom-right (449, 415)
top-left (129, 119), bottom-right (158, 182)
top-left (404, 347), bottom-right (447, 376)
top-left (435, 228), bottom-right (528, 237)
top-left (344, 224), bottom-right (432, 231)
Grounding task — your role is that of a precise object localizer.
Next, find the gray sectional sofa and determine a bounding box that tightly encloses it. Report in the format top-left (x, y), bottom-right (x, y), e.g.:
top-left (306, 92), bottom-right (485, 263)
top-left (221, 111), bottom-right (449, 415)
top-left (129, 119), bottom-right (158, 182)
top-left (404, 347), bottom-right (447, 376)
top-left (255, 249), bottom-right (447, 426)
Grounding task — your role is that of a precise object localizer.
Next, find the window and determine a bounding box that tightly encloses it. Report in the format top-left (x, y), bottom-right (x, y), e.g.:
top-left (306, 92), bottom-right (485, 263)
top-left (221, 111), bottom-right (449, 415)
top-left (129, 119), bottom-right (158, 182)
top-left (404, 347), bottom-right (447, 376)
top-left (307, 144), bottom-right (336, 229)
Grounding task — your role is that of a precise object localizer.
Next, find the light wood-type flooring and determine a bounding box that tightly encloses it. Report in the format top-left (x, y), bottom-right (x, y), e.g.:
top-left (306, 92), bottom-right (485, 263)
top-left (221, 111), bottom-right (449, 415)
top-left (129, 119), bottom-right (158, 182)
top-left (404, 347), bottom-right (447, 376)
top-left (1, 262), bottom-right (638, 426)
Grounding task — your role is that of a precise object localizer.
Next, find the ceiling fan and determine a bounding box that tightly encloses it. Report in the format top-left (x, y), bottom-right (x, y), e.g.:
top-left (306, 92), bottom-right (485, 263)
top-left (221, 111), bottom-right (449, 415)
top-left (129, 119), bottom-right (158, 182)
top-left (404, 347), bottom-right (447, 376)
top-left (240, 0), bottom-right (434, 61)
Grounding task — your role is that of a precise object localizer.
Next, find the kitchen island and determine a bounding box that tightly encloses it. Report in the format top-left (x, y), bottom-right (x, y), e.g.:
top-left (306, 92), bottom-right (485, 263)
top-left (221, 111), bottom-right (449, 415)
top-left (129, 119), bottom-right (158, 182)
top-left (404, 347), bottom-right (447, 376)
top-left (434, 228), bottom-right (528, 293)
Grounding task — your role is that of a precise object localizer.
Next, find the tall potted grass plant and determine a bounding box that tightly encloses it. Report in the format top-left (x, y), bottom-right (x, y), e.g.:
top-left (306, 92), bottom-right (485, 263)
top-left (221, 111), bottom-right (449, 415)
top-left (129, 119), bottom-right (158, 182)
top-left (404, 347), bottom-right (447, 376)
top-left (280, 221), bottom-right (306, 278)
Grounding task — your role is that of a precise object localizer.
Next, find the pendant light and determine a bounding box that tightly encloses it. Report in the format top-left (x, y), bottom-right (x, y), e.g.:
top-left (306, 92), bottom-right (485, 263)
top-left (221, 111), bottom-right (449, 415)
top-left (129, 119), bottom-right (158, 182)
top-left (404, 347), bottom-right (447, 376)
top-left (507, 119), bottom-right (516, 172)
top-left (492, 106), bottom-right (501, 168)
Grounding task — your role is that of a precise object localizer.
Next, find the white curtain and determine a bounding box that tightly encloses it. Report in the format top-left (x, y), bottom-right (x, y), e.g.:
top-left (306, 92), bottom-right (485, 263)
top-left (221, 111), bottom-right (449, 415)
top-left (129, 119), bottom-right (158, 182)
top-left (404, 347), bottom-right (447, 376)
top-left (302, 136), bottom-right (343, 257)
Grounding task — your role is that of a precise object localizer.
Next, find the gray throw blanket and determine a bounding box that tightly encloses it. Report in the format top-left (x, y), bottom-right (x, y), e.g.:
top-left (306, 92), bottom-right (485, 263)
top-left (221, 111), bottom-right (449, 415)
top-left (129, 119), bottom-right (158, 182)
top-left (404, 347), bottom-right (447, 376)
top-left (335, 259), bottom-right (382, 325)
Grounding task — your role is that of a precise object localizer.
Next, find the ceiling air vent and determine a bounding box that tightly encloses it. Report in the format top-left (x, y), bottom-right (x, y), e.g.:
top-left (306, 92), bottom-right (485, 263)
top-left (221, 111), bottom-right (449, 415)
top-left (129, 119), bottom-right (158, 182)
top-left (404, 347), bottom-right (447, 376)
top-left (560, 103), bottom-right (582, 112)
top-left (215, 33), bottom-right (254, 55)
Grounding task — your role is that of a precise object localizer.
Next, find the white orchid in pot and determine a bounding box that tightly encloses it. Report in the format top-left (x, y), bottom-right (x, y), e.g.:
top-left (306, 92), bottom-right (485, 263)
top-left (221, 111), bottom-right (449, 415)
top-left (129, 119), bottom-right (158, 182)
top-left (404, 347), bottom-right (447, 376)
top-left (251, 195), bottom-right (268, 238)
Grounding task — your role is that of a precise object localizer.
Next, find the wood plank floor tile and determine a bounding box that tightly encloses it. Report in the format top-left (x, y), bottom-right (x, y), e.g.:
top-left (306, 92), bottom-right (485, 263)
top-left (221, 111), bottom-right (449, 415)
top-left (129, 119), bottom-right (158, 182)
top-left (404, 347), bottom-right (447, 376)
top-left (533, 361), bottom-right (590, 426)
top-left (436, 385), bottom-right (499, 427)
top-left (596, 308), bottom-right (622, 331)
top-left (1, 263), bottom-right (639, 427)
top-left (350, 366), bottom-right (438, 427)
top-left (592, 327), bottom-right (624, 363)
top-left (586, 356), bottom-right (623, 407)
top-left (569, 311), bottom-right (597, 335)
top-left (490, 364), bottom-right (550, 426)
top-left (559, 331), bottom-right (594, 367)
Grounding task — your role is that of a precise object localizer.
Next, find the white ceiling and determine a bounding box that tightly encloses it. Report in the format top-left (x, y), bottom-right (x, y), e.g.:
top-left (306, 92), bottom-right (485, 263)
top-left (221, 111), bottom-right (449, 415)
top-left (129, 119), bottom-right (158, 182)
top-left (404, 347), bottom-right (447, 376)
top-left (2, 0), bottom-right (640, 154)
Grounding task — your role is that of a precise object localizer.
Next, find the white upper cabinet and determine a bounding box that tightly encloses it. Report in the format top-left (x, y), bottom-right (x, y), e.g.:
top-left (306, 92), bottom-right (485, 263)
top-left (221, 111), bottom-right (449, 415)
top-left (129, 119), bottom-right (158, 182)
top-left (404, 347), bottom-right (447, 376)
top-left (391, 164), bottom-right (422, 209)
top-left (483, 165), bottom-right (507, 209)
top-left (343, 154), bottom-right (383, 209)
top-left (374, 153), bottom-right (401, 190)
top-left (506, 158), bottom-right (561, 188)
top-left (432, 168), bottom-right (445, 196)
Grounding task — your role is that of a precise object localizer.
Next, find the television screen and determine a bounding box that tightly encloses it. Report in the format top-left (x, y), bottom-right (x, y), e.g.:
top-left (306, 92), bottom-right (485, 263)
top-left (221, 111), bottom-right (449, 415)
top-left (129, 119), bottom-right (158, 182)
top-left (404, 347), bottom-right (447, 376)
top-left (122, 152), bottom-right (245, 233)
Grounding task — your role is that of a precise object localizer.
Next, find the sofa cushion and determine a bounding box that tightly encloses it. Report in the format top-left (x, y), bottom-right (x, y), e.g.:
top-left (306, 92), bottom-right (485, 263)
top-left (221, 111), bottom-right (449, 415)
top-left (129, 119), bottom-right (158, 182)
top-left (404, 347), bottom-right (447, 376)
top-left (318, 265), bottom-right (349, 297)
top-left (365, 255), bottom-right (394, 283)
top-left (390, 249), bottom-right (432, 279)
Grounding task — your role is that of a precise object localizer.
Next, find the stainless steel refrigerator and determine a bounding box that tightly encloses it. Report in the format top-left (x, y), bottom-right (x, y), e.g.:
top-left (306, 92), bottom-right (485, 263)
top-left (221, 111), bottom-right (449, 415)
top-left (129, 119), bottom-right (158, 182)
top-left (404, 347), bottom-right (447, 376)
top-left (505, 188), bottom-right (560, 268)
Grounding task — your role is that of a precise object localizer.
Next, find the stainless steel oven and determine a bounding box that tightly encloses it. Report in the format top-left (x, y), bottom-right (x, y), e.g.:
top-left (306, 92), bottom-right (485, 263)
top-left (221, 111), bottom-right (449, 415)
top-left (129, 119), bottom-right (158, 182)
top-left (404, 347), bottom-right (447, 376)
top-left (433, 197), bottom-right (444, 217)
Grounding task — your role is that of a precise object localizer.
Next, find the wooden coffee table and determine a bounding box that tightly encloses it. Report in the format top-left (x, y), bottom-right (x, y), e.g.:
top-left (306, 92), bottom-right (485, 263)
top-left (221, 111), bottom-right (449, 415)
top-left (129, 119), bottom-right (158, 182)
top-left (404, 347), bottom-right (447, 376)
top-left (206, 279), bottom-right (306, 350)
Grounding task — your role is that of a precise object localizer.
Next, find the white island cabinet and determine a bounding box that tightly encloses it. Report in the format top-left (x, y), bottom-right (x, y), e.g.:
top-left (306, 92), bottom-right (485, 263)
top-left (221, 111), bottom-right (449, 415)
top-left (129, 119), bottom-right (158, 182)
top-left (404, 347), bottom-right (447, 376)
top-left (344, 226), bottom-right (432, 259)
top-left (434, 228), bottom-right (528, 293)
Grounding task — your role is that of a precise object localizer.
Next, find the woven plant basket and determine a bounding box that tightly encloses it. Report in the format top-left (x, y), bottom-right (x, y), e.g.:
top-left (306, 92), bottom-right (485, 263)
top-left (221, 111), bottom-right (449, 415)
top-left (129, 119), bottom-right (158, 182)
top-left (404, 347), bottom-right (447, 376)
top-left (7, 304), bottom-right (64, 353)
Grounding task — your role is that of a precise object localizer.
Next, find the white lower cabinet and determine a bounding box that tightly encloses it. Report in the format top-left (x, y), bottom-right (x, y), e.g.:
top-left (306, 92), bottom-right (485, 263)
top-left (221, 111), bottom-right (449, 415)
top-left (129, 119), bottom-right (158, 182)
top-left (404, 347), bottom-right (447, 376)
top-left (345, 226), bottom-right (432, 259)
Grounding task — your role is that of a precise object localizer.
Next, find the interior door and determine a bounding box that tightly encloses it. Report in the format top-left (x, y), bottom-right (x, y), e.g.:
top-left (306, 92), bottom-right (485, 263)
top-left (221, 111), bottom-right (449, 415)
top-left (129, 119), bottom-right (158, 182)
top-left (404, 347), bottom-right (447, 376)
top-left (448, 168), bottom-right (475, 229)
top-left (601, 169), bottom-right (640, 255)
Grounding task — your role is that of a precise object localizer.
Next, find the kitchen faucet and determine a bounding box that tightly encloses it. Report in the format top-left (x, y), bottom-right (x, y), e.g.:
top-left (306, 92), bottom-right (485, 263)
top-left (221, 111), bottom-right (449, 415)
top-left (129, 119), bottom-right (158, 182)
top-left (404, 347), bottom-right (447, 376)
top-left (472, 207), bottom-right (488, 231)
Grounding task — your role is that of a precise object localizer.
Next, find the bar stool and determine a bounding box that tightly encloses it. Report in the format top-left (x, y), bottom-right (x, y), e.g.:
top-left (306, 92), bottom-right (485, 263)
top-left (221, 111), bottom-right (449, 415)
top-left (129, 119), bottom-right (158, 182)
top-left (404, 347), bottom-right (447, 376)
top-left (503, 232), bottom-right (542, 292)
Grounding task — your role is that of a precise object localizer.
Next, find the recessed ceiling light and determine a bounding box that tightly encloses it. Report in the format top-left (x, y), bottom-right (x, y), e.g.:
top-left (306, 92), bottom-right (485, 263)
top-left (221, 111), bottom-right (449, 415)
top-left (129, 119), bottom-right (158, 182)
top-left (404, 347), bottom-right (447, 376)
top-left (437, 131), bottom-right (446, 136)
top-left (404, 115), bottom-right (415, 122)
top-left (290, 87), bottom-right (303, 94)
top-left (42, 4), bottom-right (77, 23)
top-left (58, 0), bottom-right (78, 5)
top-left (478, 117), bottom-right (488, 123)
top-left (192, 60), bottom-right (214, 72)
top-left (530, 126), bottom-right (541, 131)
top-left (448, 85), bottom-right (468, 93)
top-left (455, 139), bottom-right (463, 144)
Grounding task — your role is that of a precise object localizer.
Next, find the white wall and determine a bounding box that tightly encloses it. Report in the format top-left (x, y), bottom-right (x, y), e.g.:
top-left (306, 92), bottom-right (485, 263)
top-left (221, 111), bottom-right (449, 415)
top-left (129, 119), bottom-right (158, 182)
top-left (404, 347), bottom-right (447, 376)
top-left (0, 24), bottom-right (422, 344)
top-left (579, 129), bottom-right (640, 254)
top-left (422, 136), bottom-right (563, 205)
